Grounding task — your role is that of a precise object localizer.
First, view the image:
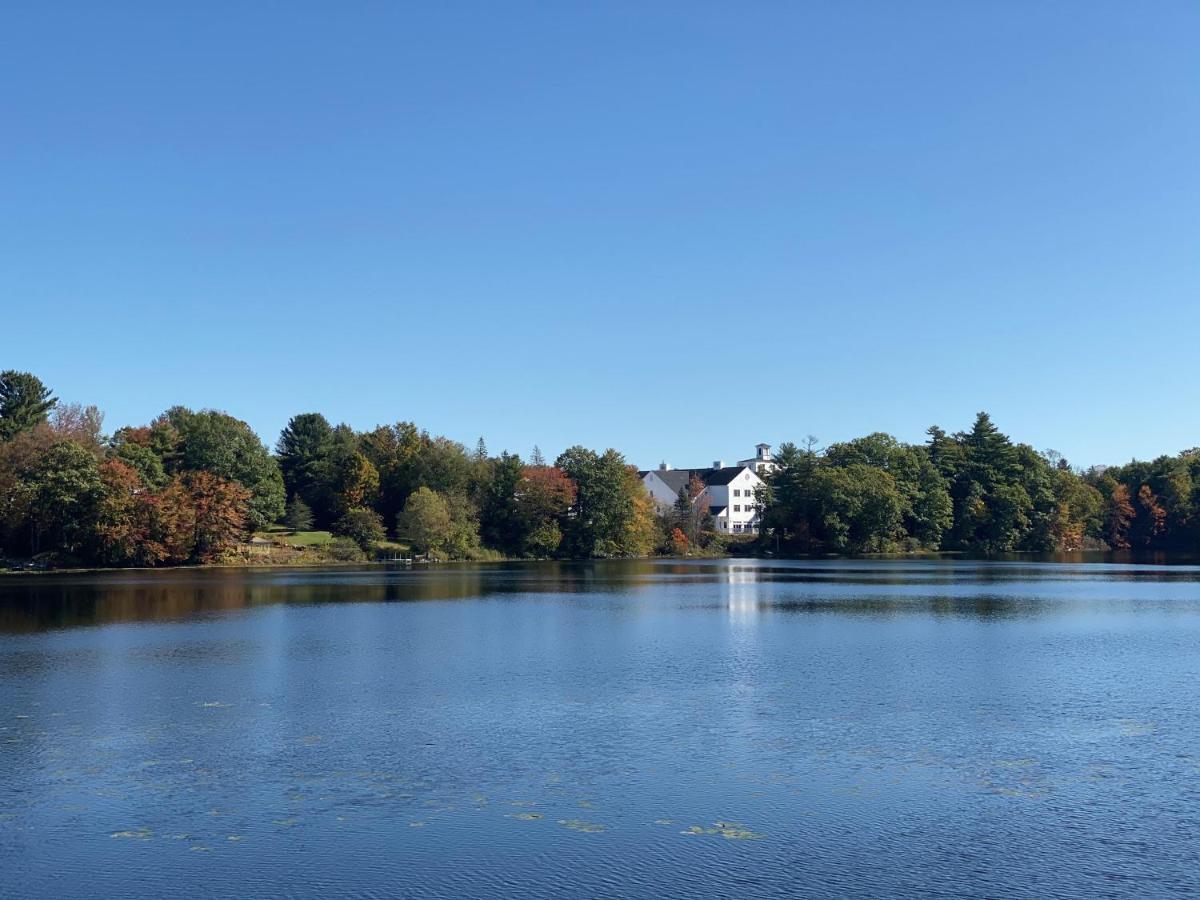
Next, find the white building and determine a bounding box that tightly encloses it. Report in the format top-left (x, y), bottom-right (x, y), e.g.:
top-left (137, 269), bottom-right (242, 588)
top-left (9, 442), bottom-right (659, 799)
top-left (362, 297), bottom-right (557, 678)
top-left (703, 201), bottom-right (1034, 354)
top-left (639, 448), bottom-right (769, 535)
top-left (737, 443), bottom-right (777, 475)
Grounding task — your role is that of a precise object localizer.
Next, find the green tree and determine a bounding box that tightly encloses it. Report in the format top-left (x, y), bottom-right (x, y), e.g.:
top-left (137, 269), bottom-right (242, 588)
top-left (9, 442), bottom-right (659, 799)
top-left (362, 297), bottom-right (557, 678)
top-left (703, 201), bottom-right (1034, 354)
top-left (285, 496), bottom-right (315, 531)
top-left (555, 446), bottom-right (640, 558)
top-left (160, 407), bottom-right (285, 530)
top-left (360, 421), bottom-right (424, 526)
top-left (396, 487), bottom-right (453, 555)
top-left (276, 413), bottom-right (335, 520)
top-left (925, 425), bottom-right (964, 483)
top-left (963, 412), bottom-right (1019, 489)
top-left (620, 468), bottom-right (660, 557)
top-left (443, 492), bottom-right (483, 558)
top-left (825, 432), bottom-right (951, 549)
top-left (335, 506), bottom-right (385, 551)
top-left (759, 439), bottom-right (821, 552)
top-left (941, 413), bottom-right (1033, 552)
top-left (811, 464), bottom-right (904, 553)
top-left (0, 371), bottom-right (56, 440)
top-left (323, 427), bottom-right (379, 521)
top-left (112, 440), bottom-right (168, 490)
top-left (479, 452), bottom-right (524, 554)
top-left (23, 441), bottom-right (103, 557)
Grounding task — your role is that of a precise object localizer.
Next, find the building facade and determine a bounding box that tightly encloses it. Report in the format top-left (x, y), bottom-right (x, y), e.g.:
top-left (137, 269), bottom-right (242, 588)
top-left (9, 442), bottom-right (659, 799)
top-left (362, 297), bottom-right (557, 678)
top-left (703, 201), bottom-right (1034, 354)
top-left (640, 448), bottom-right (769, 535)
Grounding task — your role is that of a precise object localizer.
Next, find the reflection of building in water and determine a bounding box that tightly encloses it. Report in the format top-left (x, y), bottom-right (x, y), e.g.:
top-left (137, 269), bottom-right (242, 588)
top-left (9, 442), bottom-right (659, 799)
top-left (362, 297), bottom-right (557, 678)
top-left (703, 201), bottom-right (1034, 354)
top-left (722, 564), bottom-right (761, 621)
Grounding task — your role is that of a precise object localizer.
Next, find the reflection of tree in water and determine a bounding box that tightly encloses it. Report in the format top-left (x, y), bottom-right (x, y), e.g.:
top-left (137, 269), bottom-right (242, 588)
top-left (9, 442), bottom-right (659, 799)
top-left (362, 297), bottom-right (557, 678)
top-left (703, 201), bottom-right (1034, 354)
top-left (0, 561), bottom-right (646, 632)
top-left (1, 557), bottom-right (1198, 633)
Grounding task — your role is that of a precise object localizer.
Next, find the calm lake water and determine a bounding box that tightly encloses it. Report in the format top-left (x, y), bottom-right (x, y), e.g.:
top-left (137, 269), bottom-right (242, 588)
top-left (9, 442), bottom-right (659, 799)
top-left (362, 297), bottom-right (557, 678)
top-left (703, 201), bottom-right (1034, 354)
top-left (2, 558), bottom-right (1200, 898)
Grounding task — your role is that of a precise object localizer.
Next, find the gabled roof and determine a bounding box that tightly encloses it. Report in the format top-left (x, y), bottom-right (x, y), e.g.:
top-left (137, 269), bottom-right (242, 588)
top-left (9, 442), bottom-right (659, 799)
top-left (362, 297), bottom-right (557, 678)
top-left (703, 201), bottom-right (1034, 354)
top-left (708, 505), bottom-right (727, 517)
top-left (699, 466), bottom-right (747, 487)
top-left (648, 469), bottom-right (694, 496)
top-left (642, 465), bottom-right (756, 494)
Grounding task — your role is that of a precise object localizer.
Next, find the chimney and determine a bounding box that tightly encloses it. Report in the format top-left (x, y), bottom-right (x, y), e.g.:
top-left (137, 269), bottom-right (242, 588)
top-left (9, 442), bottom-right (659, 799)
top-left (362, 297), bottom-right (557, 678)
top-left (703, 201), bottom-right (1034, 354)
top-left (713, 459), bottom-right (724, 469)
top-left (659, 461), bottom-right (671, 471)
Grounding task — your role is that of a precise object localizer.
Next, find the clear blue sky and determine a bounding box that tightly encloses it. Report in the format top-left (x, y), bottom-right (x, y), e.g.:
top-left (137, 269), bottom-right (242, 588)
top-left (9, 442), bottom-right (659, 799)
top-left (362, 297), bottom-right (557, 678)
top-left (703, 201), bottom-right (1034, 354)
top-left (3, 2), bottom-right (1198, 470)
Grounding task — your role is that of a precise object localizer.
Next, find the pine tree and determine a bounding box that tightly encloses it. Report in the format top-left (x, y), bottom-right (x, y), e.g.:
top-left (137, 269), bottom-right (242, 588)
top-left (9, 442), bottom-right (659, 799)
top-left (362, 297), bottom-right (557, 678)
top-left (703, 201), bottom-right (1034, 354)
top-left (0, 371), bottom-right (56, 440)
top-left (672, 487), bottom-right (694, 539)
top-left (964, 412), bottom-right (1018, 488)
top-left (285, 496), bottom-right (315, 531)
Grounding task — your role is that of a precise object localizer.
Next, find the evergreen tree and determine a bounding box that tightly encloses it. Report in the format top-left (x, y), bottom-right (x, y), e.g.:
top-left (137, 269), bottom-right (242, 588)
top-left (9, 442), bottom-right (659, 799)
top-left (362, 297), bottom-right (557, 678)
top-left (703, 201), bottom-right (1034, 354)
top-left (672, 487), bottom-right (694, 540)
top-left (963, 412), bottom-right (1019, 489)
top-left (0, 371), bottom-right (56, 440)
top-left (276, 413), bottom-right (335, 521)
top-left (479, 452), bottom-right (524, 554)
top-left (284, 496), bottom-right (315, 531)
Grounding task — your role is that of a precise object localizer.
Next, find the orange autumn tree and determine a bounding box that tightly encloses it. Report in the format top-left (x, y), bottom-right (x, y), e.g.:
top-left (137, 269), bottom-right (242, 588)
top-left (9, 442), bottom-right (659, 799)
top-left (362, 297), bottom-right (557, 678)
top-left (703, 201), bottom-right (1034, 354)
top-left (181, 471), bottom-right (250, 563)
top-left (670, 527), bottom-right (690, 555)
top-left (515, 464), bottom-right (576, 557)
top-left (1134, 485), bottom-right (1167, 547)
top-left (1104, 484), bottom-right (1135, 550)
top-left (94, 459), bottom-right (148, 565)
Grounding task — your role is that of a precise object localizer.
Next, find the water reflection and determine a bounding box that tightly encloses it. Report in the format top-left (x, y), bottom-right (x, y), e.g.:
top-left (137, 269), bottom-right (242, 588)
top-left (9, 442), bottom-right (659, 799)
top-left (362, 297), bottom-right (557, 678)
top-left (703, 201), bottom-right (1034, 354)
top-left (3, 559), bottom-right (1200, 898)
top-left (3, 557), bottom-right (1200, 634)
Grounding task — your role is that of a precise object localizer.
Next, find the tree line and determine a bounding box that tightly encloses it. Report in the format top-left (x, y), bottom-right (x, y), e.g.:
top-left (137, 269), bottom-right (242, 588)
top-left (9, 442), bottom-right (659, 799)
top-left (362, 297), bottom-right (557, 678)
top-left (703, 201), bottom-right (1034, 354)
top-left (0, 370), bottom-right (1195, 567)
top-left (0, 371), bottom-right (657, 567)
top-left (760, 413), bottom-right (1200, 555)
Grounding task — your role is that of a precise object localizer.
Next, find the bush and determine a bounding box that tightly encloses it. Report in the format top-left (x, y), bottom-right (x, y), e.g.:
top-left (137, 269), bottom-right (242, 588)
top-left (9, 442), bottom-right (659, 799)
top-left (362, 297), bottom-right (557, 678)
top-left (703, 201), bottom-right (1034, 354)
top-left (326, 537), bottom-right (366, 562)
top-left (334, 507), bottom-right (386, 551)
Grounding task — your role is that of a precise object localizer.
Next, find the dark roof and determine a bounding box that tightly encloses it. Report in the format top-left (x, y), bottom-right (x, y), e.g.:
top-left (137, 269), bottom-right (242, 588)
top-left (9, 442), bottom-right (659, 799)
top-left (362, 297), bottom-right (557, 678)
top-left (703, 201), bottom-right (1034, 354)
top-left (650, 469), bottom-right (693, 496)
top-left (699, 466), bottom-right (746, 486)
top-left (643, 465), bottom-right (753, 494)
top-left (708, 505), bottom-right (727, 517)
top-left (642, 465), bottom-right (751, 493)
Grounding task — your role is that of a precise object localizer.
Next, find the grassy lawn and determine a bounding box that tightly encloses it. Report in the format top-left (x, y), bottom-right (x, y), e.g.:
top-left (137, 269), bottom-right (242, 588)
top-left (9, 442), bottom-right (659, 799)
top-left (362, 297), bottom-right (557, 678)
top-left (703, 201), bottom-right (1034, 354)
top-left (258, 528), bottom-right (334, 547)
top-left (374, 539), bottom-right (412, 553)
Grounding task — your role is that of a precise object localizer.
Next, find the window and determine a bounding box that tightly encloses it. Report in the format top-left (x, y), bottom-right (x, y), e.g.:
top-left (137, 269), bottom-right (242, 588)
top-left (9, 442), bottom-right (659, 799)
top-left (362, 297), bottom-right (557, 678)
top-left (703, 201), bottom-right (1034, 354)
top-left (733, 489), bottom-right (740, 497)
top-left (733, 504), bottom-right (741, 512)
top-left (733, 524), bottom-right (743, 533)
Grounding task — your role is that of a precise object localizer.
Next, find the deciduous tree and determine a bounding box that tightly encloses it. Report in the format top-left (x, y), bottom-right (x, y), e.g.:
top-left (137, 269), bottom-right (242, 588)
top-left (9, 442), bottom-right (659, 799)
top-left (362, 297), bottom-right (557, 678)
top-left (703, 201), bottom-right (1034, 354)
top-left (396, 487), bottom-right (453, 555)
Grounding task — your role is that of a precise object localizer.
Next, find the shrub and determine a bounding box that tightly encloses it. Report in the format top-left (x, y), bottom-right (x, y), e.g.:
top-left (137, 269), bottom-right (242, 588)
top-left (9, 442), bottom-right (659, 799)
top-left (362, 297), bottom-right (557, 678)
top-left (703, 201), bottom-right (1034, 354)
top-left (334, 507), bottom-right (386, 551)
top-left (326, 537), bottom-right (366, 562)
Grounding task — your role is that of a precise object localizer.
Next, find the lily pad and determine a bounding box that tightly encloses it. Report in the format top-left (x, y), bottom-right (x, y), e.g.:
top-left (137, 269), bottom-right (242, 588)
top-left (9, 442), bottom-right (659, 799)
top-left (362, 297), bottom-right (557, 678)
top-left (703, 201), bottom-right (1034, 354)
top-left (110, 828), bottom-right (152, 840)
top-left (558, 819), bottom-right (606, 833)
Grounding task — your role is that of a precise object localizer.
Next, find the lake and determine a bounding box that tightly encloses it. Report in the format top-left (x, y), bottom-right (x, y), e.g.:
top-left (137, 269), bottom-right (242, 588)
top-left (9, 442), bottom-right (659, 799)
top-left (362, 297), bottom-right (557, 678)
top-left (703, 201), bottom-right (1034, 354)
top-left (2, 558), bottom-right (1199, 898)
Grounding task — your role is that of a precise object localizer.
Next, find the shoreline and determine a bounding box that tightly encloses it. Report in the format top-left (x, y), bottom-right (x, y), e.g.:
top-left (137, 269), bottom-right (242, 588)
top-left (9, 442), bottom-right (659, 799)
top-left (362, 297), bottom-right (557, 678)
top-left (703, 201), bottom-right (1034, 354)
top-left (4, 548), bottom-right (1198, 577)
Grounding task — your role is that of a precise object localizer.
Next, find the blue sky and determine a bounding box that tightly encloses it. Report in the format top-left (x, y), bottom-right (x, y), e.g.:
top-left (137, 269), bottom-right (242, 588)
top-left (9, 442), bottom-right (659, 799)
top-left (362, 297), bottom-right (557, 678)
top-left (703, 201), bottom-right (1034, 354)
top-left (3, 2), bottom-right (1198, 469)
